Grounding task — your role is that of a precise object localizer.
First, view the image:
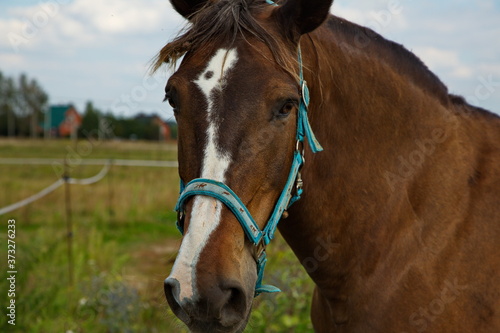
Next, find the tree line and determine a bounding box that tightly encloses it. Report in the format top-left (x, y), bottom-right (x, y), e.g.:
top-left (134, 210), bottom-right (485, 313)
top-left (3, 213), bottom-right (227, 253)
top-left (0, 71), bottom-right (47, 137)
top-left (80, 101), bottom-right (177, 141)
top-left (0, 70), bottom-right (176, 140)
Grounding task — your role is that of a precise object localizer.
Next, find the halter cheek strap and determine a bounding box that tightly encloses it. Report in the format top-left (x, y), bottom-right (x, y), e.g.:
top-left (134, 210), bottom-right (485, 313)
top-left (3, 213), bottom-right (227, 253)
top-left (297, 47), bottom-right (323, 154)
top-left (174, 46), bottom-right (322, 297)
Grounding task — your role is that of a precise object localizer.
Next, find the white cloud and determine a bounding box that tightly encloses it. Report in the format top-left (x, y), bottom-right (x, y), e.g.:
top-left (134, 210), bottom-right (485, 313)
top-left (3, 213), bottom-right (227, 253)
top-left (333, 0), bottom-right (409, 34)
top-left (413, 47), bottom-right (473, 79)
top-left (66, 0), bottom-right (179, 35)
top-left (0, 53), bottom-right (24, 68)
top-left (0, 0), bottom-right (184, 51)
top-left (476, 64), bottom-right (500, 77)
top-left (333, 0), bottom-right (500, 113)
top-left (0, 0), bottom-right (186, 117)
top-left (0, 0), bottom-right (498, 116)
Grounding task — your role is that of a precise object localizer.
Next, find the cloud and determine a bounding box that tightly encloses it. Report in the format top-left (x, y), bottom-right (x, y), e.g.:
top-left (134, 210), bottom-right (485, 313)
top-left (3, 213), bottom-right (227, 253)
top-left (333, 0), bottom-right (409, 34)
top-left (0, 0), bottom-right (185, 118)
top-left (1, 0), bottom-right (184, 51)
top-left (0, 0), bottom-right (498, 116)
top-left (0, 53), bottom-right (24, 68)
top-left (66, 0), bottom-right (181, 35)
top-left (413, 47), bottom-right (473, 79)
top-left (333, 0), bottom-right (500, 113)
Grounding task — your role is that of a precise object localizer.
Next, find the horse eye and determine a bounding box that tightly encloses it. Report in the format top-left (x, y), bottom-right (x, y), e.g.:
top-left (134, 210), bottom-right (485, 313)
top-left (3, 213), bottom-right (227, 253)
top-left (163, 92), bottom-right (177, 111)
top-left (167, 97), bottom-right (176, 109)
top-left (278, 101), bottom-right (296, 117)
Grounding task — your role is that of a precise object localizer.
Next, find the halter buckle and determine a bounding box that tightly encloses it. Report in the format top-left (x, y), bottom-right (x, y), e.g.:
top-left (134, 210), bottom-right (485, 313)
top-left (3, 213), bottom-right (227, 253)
top-left (296, 171), bottom-right (303, 191)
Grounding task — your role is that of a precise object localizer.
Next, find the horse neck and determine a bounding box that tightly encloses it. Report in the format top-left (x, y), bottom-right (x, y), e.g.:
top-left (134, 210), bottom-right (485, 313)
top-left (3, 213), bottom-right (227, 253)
top-left (280, 19), bottom-right (473, 291)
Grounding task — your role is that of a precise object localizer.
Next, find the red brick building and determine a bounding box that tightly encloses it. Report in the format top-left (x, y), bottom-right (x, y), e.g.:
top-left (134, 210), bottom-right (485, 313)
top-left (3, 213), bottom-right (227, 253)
top-left (44, 105), bottom-right (82, 138)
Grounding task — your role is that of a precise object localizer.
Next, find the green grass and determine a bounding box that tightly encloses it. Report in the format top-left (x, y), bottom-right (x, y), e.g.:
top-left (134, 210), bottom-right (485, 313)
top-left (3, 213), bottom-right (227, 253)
top-left (0, 139), bottom-right (314, 332)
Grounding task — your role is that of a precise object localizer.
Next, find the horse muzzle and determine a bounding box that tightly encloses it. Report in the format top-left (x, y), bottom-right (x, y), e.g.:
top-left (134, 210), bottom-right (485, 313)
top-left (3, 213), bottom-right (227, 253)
top-left (164, 277), bottom-right (251, 332)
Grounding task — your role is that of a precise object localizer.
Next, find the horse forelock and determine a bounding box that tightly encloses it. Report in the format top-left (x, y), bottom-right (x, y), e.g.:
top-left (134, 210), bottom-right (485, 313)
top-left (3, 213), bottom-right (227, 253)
top-left (151, 0), bottom-right (297, 79)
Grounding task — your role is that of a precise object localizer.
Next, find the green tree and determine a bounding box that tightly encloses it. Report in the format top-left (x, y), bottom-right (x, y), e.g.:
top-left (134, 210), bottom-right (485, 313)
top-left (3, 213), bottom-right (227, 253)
top-left (79, 101), bottom-right (101, 138)
top-left (5, 73), bottom-right (48, 138)
top-left (24, 75), bottom-right (48, 138)
top-left (0, 72), bottom-right (18, 137)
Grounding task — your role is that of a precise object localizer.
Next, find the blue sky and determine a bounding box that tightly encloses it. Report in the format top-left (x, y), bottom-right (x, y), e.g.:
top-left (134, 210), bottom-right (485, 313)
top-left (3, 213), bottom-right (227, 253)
top-left (0, 0), bottom-right (499, 120)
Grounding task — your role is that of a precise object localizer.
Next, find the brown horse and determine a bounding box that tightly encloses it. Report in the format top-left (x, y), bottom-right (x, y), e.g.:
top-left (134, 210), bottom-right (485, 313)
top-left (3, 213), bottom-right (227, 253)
top-left (154, 0), bottom-right (500, 332)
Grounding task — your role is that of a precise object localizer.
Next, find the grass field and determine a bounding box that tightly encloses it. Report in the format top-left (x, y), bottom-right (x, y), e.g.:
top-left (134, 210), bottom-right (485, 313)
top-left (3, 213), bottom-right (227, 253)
top-left (0, 138), bottom-right (314, 332)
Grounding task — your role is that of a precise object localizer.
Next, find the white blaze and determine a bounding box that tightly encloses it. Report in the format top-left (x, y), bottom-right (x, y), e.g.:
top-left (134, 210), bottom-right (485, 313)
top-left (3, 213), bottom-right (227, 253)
top-left (169, 48), bottom-right (238, 301)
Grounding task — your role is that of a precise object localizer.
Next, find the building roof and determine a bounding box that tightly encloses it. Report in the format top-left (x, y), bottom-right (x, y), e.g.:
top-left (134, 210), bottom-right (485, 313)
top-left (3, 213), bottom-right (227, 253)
top-left (44, 105), bottom-right (74, 129)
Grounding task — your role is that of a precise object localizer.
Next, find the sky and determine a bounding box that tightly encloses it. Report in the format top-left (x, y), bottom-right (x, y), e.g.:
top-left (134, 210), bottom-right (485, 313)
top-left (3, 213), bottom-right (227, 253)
top-left (0, 0), bottom-right (499, 121)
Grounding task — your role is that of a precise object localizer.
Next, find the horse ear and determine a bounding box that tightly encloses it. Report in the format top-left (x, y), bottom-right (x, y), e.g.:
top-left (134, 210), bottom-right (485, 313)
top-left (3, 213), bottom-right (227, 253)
top-left (170, 0), bottom-right (208, 19)
top-left (274, 0), bottom-right (334, 38)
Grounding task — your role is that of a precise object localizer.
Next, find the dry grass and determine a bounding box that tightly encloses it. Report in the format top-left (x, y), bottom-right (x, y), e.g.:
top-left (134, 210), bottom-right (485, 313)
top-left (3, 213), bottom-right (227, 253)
top-left (0, 138), bottom-right (177, 160)
top-left (0, 138), bottom-right (314, 332)
top-left (0, 138), bottom-right (183, 332)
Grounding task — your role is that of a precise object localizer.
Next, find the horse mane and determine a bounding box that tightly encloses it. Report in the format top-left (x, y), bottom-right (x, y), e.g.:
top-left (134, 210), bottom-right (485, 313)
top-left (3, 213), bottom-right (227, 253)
top-left (151, 0), bottom-right (297, 78)
top-left (326, 16), bottom-right (451, 106)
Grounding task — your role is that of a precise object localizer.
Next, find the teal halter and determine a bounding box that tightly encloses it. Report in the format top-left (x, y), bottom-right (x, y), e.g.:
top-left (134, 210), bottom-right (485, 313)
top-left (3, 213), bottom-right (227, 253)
top-left (174, 46), bottom-right (323, 297)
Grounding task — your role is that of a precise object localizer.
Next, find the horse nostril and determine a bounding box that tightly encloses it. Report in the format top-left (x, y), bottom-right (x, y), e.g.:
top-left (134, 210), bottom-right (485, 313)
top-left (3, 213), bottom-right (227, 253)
top-left (164, 277), bottom-right (191, 324)
top-left (227, 287), bottom-right (246, 314)
top-left (218, 284), bottom-right (248, 327)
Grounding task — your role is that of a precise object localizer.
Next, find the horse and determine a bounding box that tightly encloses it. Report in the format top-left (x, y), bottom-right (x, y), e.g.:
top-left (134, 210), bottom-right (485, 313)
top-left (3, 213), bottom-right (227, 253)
top-left (153, 0), bottom-right (500, 332)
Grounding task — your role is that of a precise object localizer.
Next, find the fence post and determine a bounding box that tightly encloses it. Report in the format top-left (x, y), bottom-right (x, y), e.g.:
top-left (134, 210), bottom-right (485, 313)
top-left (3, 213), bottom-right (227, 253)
top-left (108, 159), bottom-right (114, 219)
top-left (64, 158), bottom-right (74, 287)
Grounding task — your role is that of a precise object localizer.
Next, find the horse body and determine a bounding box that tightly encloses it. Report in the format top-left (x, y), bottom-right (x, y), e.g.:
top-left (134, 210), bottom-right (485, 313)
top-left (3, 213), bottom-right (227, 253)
top-left (283, 16), bottom-right (500, 332)
top-left (156, 1), bottom-right (500, 331)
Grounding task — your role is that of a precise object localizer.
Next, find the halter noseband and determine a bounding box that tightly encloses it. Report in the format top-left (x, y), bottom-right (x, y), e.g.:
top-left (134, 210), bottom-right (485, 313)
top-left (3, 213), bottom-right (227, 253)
top-left (174, 46), bottom-right (323, 297)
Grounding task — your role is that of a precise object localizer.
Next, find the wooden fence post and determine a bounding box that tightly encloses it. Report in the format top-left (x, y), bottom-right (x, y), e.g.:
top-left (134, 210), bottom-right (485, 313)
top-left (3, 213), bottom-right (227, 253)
top-left (108, 160), bottom-right (114, 219)
top-left (64, 158), bottom-right (74, 287)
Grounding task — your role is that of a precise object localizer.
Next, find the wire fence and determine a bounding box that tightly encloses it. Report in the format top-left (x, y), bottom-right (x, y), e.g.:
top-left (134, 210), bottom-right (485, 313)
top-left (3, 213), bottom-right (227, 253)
top-left (0, 158), bottom-right (178, 167)
top-left (0, 157), bottom-right (179, 287)
top-left (0, 158), bottom-right (178, 215)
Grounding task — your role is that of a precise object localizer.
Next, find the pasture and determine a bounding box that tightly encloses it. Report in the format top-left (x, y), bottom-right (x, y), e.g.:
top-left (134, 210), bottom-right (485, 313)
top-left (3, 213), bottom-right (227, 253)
top-left (0, 139), bottom-right (313, 332)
